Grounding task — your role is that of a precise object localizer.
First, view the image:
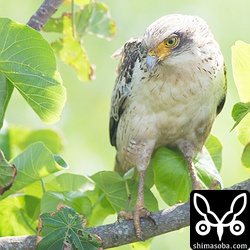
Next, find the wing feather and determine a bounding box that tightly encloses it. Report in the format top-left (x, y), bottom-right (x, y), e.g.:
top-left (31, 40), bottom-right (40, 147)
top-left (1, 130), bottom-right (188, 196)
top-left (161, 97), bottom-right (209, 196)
top-left (216, 64), bottom-right (227, 115)
top-left (109, 38), bottom-right (143, 147)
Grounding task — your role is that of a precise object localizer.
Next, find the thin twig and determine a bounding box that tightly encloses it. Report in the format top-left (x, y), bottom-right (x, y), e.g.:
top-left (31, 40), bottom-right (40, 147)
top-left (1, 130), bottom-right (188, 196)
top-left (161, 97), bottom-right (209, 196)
top-left (27, 0), bottom-right (65, 31)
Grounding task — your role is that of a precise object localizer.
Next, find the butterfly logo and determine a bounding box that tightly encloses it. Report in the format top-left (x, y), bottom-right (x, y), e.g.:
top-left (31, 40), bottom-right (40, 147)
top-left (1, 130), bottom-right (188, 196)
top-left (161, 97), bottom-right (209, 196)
top-left (193, 193), bottom-right (247, 241)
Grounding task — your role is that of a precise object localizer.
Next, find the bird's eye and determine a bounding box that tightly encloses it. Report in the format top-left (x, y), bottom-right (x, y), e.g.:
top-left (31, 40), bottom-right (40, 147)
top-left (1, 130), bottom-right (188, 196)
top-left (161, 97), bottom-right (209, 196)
top-left (164, 35), bottom-right (179, 48)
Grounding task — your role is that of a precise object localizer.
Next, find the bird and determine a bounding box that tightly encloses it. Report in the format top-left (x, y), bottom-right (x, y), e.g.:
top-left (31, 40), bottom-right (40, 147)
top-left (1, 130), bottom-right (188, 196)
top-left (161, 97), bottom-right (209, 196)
top-left (109, 14), bottom-right (227, 239)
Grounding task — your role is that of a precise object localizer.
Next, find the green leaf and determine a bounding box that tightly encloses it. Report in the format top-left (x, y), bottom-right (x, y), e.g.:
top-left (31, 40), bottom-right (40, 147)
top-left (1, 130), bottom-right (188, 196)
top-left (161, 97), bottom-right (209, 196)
top-left (0, 126), bottom-right (11, 160)
top-left (43, 173), bottom-right (95, 223)
top-left (0, 150), bottom-right (17, 195)
top-left (0, 18), bottom-right (66, 124)
top-left (0, 73), bottom-right (13, 129)
top-left (37, 206), bottom-right (101, 250)
top-left (205, 134), bottom-right (222, 171)
top-left (232, 40), bottom-right (250, 102)
top-left (23, 129), bottom-right (63, 154)
top-left (73, 0), bottom-right (90, 6)
top-left (195, 148), bottom-right (223, 189)
top-left (153, 147), bottom-right (191, 206)
top-left (242, 143), bottom-right (250, 168)
top-left (45, 3), bottom-right (117, 40)
top-left (91, 171), bottom-right (127, 212)
top-left (44, 3), bottom-right (116, 82)
top-left (54, 155), bottom-right (68, 168)
top-left (76, 2), bottom-right (116, 39)
top-left (86, 186), bottom-right (115, 226)
top-left (24, 180), bottom-right (44, 199)
top-left (122, 167), bottom-right (135, 180)
top-left (43, 13), bottom-right (72, 35)
top-left (231, 41), bottom-right (250, 147)
top-left (153, 144), bottom-right (222, 205)
top-left (0, 195), bottom-right (38, 236)
top-left (45, 173), bottom-right (95, 192)
top-left (131, 239), bottom-right (153, 250)
top-left (10, 126), bottom-right (63, 154)
top-left (236, 112), bottom-right (250, 145)
top-left (0, 125), bottom-right (64, 161)
top-left (1, 142), bottom-right (67, 199)
top-left (91, 171), bottom-right (158, 213)
top-left (41, 191), bottom-right (92, 221)
top-left (63, 0), bottom-right (90, 6)
top-left (231, 102), bottom-right (250, 131)
top-left (52, 36), bottom-right (94, 82)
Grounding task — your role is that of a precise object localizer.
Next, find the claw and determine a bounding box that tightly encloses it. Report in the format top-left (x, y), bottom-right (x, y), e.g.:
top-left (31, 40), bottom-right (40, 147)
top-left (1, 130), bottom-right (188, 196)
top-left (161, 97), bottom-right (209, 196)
top-left (117, 210), bottom-right (133, 222)
top-left (118, 207), bottom-right (154, 239)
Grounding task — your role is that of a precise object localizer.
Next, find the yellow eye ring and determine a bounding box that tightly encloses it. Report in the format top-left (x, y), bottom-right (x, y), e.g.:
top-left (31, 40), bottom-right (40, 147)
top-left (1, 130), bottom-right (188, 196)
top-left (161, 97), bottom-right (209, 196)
top-left (164, 35), bottom-right (179, 48)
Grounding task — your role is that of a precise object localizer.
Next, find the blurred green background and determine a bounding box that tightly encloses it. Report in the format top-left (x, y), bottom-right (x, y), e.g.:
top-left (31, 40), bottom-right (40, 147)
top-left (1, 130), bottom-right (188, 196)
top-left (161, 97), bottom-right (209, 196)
top-left (1, 0), bottom-right (250, 249)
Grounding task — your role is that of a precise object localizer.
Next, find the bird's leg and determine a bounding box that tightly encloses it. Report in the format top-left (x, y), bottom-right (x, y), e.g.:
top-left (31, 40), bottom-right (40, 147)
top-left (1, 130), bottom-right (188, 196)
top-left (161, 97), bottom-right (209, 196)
top-left (185, 156), bottom-right (221, 190)
top-left (118, 169), bottom-right (152, 239)
top-left (133, 169), bottom-right (152, 239)
top-left (185, 156), bottom-right (203, 190)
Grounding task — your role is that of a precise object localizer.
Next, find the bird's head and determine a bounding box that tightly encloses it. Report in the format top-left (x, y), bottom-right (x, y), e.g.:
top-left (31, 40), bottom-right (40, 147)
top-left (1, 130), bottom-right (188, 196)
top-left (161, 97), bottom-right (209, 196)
top-left (143, 14), bottom-right (217, 74)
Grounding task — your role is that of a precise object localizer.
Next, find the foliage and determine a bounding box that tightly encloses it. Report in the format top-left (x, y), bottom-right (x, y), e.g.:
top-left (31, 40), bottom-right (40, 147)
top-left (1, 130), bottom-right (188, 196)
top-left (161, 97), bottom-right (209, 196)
top-left (153, 135), bottom-right (222, 205)
top-left (231, 40), bottom-right (250, 168)
top-left (0, 18), bottom-right (66, 128)
top-left (37, 205), bottom-right (102, 250)
top-left (0, 1), bottom-right (250, 249)
top-left (43, 1), bottom-right (116, 82)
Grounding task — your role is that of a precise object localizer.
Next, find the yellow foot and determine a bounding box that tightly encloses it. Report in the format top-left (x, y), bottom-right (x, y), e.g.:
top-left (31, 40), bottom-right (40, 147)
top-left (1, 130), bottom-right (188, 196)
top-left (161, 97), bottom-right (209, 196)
top-left (118, 207), bottom-right (155, 240)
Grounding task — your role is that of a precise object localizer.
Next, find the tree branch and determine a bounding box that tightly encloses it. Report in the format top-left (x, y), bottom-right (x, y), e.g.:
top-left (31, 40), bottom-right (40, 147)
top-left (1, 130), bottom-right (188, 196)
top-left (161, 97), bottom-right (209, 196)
top-left (0, 178), bottom-right (249, 249)
top-left (26, 0), bottom-right (65, 30)
top-left (88, 178), bottom-right (250, 248)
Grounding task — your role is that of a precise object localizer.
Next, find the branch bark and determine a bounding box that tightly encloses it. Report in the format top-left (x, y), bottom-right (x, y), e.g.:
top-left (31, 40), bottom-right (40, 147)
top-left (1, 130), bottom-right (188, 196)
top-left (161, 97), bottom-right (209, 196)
top-left (26, 0), bottom-right (65, 31)
top-left (0, 178), bottom-right (249, 250)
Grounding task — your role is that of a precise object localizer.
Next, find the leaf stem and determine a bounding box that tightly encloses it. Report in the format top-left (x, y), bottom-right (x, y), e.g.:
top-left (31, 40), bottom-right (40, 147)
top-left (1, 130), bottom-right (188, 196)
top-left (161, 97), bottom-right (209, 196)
top-left (40, 179), bottom-right (46, 194)
top-left (124, 180), bottom-right (131, 212)
top-left (20, 210), bottom-right (37, 234)
top-left (92, 193), bottom-right (105, 210)
top-left (71, 0), bottom-right (76, 38)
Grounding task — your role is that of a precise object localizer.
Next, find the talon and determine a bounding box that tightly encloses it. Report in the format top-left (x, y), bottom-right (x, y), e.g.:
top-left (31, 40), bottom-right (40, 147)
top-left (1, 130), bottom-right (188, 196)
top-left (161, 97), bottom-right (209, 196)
top-left (117, 210), bottom-right (133, 222)
top-left (117, 206), bottom-right (154, 239)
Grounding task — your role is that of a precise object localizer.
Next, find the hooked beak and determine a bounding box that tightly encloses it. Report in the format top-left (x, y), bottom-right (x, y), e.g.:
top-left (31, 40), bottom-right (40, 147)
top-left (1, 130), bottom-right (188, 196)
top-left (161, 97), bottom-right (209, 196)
top-left (146, 55), bottom-right (159, 74)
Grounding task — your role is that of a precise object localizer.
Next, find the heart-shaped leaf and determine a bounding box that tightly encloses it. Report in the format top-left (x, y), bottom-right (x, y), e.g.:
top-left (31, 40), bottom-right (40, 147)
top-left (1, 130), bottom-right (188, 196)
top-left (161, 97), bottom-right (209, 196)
top-left (1, 142), bottom-right (67, 199)
top-left (231, 102), bottom-right (250, 131)
top-left (91, 171), bottom-right (158, 213)
top-left (153, 135), bottom-right (222, 205)
top-left (0, 18), bottom-right (66, 124)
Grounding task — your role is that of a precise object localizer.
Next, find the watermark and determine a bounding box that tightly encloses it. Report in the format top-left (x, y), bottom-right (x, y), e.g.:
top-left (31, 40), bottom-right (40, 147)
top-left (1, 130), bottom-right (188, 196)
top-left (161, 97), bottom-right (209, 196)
top-left (190, 190), bottom-right (250, 250)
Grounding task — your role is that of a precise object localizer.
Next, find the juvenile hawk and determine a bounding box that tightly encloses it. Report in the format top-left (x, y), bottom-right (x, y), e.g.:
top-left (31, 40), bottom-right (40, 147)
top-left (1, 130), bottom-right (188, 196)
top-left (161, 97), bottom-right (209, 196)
top-left (109, 14), bottom-right (226, 239)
